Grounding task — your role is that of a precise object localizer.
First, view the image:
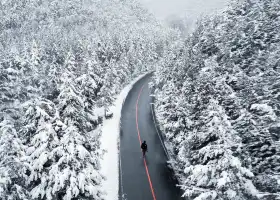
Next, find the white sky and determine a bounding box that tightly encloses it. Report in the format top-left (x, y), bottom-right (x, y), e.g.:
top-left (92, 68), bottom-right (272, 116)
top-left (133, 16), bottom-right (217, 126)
top-left (140, 0), bottom-right (229, 21)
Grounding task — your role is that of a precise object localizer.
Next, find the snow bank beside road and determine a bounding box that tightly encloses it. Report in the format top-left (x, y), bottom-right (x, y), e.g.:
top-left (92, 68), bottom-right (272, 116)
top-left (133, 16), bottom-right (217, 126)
top-left (100, 72), bottom-right (152, 200)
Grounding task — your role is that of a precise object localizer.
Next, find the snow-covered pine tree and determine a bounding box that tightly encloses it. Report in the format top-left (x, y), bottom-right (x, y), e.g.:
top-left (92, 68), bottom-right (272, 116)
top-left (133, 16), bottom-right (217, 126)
top-left (47, 57), bottom-right (103, 199)
top-left (181, 99), bottom-right (257, 200)
top-left (21, 81), bottom-right (103, 200)
top-left (20, 99), bottom-right (58, 198)
top-left (94, 42), bottom-right (117, 114)
top-left (0, 119), bottom-right (28, 200)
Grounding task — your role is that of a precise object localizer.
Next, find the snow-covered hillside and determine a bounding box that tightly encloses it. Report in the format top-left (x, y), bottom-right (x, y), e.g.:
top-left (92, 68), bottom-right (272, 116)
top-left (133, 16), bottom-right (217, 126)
top-left (153, 0), bottom-right (280, 199)
top-left (0, 0), bottom-right (168, 199)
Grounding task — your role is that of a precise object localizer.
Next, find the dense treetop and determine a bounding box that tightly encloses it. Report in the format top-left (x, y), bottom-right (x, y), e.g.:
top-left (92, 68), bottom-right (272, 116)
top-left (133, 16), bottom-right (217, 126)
top-left (153, 0), bottom-right (280, 199)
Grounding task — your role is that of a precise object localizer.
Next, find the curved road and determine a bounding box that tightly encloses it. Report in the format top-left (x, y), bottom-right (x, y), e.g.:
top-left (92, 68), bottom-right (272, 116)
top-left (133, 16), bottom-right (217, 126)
top-left (119, 74), bottom-right (183, 200)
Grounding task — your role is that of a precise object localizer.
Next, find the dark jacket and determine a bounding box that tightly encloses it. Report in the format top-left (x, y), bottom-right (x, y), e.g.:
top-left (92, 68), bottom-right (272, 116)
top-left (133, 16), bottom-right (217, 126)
top-left (141, 142), bottom-right (147, 151)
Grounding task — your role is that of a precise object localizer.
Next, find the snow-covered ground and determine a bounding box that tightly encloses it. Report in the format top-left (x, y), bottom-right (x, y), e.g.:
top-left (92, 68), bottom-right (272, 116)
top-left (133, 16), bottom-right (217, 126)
top-left (100, 72), bottom-right (152, 200)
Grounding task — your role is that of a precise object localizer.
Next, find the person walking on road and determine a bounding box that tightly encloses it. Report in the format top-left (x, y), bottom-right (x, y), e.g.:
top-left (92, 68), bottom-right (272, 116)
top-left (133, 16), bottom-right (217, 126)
top-left (141, 141), bottom-right (148, 157)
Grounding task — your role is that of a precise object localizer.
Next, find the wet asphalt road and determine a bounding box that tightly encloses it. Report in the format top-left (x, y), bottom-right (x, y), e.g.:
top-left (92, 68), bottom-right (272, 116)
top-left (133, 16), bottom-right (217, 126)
top-left (119, 74), bottom-right (183, 200)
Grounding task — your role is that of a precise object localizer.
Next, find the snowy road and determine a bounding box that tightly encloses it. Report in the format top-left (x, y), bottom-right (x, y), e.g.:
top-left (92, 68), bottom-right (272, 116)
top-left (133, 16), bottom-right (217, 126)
top-left (119, 74), bottom-right (183, 200)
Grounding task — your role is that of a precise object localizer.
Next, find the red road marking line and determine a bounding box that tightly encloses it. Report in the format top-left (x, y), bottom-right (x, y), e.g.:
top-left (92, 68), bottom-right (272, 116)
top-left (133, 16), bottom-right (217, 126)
top-left (136, 84), bottom-right (157, 200)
